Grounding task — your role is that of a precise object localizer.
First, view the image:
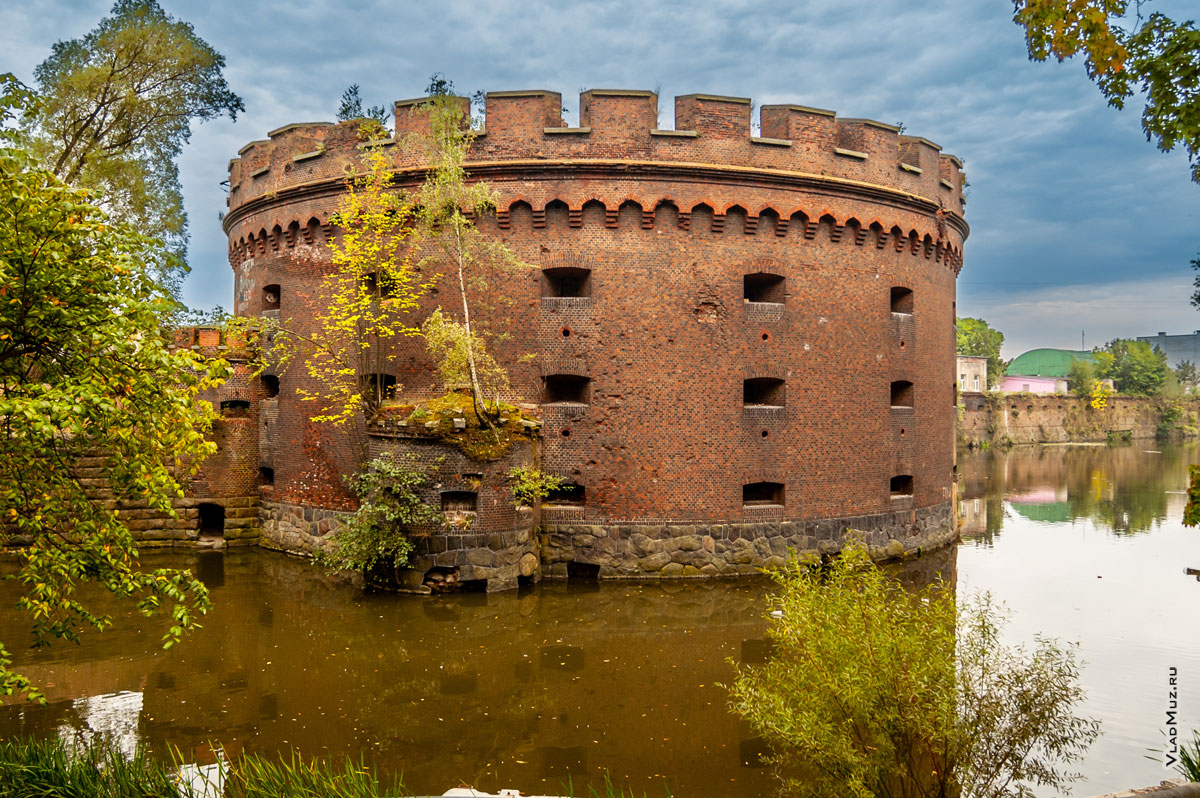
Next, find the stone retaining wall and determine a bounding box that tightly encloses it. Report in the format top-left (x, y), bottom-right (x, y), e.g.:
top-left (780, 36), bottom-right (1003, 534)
top-left (258, 499), bottom-right (343, 556)
top-left (400, 524), bottom-right (540, 593)
top-left (541, 501), bottom-right (955, 578)
top-left (960, 395), bottom-right (1198, 447)
top-left (127, 496), bottom-right (260, 548)
top-left (258, 499), bottom-right (539, 592)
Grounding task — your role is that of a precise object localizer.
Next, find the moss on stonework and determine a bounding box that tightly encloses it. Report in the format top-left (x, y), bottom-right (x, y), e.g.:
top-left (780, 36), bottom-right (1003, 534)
top-left (371, 389), bottom-right (540, 461)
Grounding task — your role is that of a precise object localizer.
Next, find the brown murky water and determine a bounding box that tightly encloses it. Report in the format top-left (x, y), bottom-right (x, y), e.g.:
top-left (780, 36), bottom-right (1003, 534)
top-left (1, 442), bottom-right (1198, 796)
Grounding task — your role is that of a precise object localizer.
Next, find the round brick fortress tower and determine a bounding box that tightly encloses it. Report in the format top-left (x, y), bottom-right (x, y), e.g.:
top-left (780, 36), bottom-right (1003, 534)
top-left (223, 89), bottom-right (967, 585)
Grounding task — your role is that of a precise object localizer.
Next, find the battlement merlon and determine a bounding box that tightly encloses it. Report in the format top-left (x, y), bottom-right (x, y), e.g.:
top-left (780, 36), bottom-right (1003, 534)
top-left (226, 89), bottom-right (965, 219)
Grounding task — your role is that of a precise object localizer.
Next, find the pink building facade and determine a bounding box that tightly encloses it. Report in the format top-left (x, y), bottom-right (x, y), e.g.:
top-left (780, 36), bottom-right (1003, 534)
top-left (998, 375), bottom-right (1066, 394)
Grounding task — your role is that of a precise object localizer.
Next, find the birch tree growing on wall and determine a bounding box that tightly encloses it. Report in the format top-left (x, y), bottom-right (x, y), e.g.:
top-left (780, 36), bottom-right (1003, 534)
top-left (407, 87), bottom-right (528, 427)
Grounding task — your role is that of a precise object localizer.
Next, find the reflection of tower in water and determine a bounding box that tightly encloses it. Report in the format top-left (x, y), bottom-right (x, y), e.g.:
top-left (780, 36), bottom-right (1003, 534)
top-left (56, 690), bottom-right (143, 760)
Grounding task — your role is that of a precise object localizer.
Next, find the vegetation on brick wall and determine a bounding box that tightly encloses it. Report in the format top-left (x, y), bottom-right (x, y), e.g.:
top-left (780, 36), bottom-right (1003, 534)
top-left (0, 76), bottom-right (228, 700)
top-left (374, 391), bottom-right (539, 461)
top-left (729, 544), bottom-right (1099, 798)
top-left (314, 454), bottom-right (442, 577)
top-left (408, 85), bottom-right (529, 428)
top-left (256, 147), bottom-right (427, 431)
top-left (421, 308), bottom-right (510, 403)
top-left (507, 466), bottom-right (565, 507)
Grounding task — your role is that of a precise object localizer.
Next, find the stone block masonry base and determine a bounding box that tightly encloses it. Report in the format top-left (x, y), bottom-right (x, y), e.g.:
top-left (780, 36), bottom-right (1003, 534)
top-left (256, 498), bottom-right (955, 591)
top-left (542, 501), bottom-right (955, 577)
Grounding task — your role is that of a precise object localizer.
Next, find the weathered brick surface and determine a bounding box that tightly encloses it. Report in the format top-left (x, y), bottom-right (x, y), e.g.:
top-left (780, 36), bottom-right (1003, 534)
top-left (218, 89), bottom-right (968, 584)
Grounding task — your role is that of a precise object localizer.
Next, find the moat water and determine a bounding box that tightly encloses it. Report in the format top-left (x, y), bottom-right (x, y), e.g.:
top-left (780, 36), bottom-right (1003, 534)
top-left (1, 443), bottom-right (1199, 796)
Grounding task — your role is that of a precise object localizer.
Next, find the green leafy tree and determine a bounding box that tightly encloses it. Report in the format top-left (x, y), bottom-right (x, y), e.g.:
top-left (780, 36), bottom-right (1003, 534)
top-left (1094, 337), bottom-right (1168, 395)
top-left (22, 0), bottom-right (243, 297)
top-left (956, 317), bottom-right (1008, 387)
top-left (408, 89), bottom-right (528, 426)
top-left (729, 545), bottom-right (1100, 798)
top-left (0, 76), bottom-right (228, 700)
top-left (1067, 357), bottom-right (1097, 396)
top-left (1176, 359), bottom-right (1199, 392)
top-left (1190, 252), bottom-right (1200, 309)
top-left (336, 84), bottom-right (389, 143)
top-left (1013, 1), bottom-right (1200, 182)
top-left (314, 454), bottom-right (442, 577)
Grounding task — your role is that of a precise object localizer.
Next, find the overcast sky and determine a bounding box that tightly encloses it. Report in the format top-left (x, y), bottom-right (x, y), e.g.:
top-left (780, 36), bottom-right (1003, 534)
top-left (3, 0), bottom-right (1197, 357)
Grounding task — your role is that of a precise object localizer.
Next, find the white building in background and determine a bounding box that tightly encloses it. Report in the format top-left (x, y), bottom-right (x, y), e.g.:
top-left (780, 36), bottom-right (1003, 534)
top-left (957, 355), bottom-right (988, 394)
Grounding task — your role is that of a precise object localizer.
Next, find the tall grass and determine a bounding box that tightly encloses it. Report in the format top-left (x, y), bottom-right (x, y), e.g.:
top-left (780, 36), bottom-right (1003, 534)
top-left (0, 737), bottom-right (177, 797)
top-left (0, 737), bottom-right (401, 798)
top-left (0, 737), bottom-right (672, 797)
top-left (220, 749), bottom-right (403, 797)
top-left (1179, 729), bottom-right (1200, 782)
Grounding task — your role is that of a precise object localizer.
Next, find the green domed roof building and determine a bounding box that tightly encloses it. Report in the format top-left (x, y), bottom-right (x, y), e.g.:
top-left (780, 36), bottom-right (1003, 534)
top-left (1007, 348), bottom-right (1097, 378)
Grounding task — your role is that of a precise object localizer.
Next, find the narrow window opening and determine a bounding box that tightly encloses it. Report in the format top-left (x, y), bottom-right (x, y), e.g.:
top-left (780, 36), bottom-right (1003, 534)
top-left (198, 503), bottom-right (225, 540)
top-left (220, 399), bottom-right (250, 417)
top-left (743, 481), bottom-right (784, 507)
top-left (890, 475), bottom-right (914, 497)
top-left (261, 375), bottom-right (279, 398)
top-left (262, 284), bottom-right (281, 311)
top-left (890, 380), bottom-right (914, 408)
top-left (441, 490), bottom-right (478, 529)
top-left (361, 373), bottom-right (398, 402)
top-left (545, 482), bottom-right (585, 506)
top-left (441, 491), bottom-right (478, 513)
top-left (543, 374), bottom-right (590, 405)
top-left (744, 273), bottom-right (785, 304)
top-left (744, 378), bottom-right (785, 407)
top-left (543, 267), bottom-right (592, 298)
top-left (258, 466), bottom-right (275, 486)
top-left (890, 286), bottom-right (913, 314)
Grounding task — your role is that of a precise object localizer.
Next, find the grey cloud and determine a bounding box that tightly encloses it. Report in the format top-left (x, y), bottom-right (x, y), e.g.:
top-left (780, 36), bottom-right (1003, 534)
top-left (3, 0), bottom-right (1198, 340)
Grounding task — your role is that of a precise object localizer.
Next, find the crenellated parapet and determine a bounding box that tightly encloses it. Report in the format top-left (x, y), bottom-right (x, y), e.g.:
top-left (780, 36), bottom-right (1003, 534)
top-left (223, 90), bottom-right (966, 257)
